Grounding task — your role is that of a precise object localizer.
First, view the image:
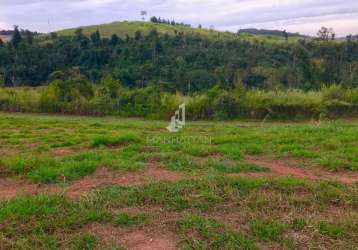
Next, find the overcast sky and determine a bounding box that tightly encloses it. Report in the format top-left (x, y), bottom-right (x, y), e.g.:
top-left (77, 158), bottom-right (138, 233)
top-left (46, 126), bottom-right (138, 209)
top-left (0, 0), bottom-right (357, 36)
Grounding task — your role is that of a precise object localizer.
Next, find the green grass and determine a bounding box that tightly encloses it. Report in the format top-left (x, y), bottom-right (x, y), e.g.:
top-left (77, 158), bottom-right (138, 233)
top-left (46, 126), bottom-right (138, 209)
top-left (114, 212), bottom-right (150, 226)
top-left (91, 133), bottom-right (142, 148)
top-left (0, 175), bottom-right (357, 248)
top-left (213, 161), bottom-right (269, 173)
top-left (250, 219), bottom-right (288, 242)
top-left (55, 21), bottom-right (301, 44)
top-left (319, 222), bottom-right (346, 239)
top-left (0, 195), bottom-right (111, 249)
top-left (0, 113), bottom-right (357, 249)
top-left (0, 113), bottom-right (357, 178)
top-left (179, 214), bottom-right (257, 250)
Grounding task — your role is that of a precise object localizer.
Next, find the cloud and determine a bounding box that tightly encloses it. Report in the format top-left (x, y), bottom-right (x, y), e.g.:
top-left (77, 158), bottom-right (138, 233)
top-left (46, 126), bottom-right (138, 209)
top-left (0, 0), bottom-right (357, 36)
top-left (0, 21), bottom-right (11, 30)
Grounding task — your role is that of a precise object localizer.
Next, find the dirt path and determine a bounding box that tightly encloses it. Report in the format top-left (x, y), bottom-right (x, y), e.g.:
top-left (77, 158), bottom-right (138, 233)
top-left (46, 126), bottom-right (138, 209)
top-left (243, 156), bottom-right (358, 184)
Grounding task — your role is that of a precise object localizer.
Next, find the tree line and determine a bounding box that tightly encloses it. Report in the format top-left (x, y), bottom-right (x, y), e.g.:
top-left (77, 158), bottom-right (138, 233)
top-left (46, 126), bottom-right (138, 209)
top-left (0, 25), bottom-right (358, 91)
top-left (149, 16), bottom-right (191, 27)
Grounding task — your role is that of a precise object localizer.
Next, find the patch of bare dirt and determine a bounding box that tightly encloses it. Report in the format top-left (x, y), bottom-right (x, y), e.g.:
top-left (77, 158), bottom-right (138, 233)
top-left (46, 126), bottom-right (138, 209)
top-left (0, 147), bottom-right (18, 156)
top-left (146, 163), bottom-right (183, 182)
top-left (66, 168), bottom-right (147, 198)
top-left (67, 164), bottom-right (184, 198)
top-left (87, 223), bottom-right (178, 250)
top-left (243, 156), bottom-right (358, 185)
top-left (0, 163), bottom-right (185, 199)
top-left (121, 230), bottom-right (178, 250)
top-left (52, 147), bottom-right (74, 156)
top-left (0, 178), bottom-right (39, 199)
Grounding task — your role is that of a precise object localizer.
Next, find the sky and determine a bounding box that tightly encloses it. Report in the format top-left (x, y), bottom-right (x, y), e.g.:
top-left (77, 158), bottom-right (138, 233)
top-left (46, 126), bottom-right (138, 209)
top-left (0, 0), bottom-right (357, 37)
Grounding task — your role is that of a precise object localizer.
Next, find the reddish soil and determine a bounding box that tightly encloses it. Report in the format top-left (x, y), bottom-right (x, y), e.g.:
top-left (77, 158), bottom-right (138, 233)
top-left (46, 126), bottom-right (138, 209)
top-left (0, 163), bottom-right (184, 200)
top-left (0, 178), bottom-right (39, 199)
top-left (87, 223), bottom-right (178, 250)
top-left (243, 156), bottom-right (358, 184)
top-left (67, 164), bottom-right (184, 198)
top-left (0, 148), bottom-right (18, 156)
top-left (66, 167), bottom-right (147, 198)
top-left (121, 230), bottom-right (178, 250)
top-left (52, 148), bottom-right (74, 156)
top-left (146, 163), bottom-right (184, 182)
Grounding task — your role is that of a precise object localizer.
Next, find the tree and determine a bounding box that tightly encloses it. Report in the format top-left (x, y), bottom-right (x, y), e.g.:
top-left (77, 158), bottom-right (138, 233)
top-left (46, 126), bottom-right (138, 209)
top-left (101, 75), bottom-right (121, 98)
top-left (50, 32), bottom-right (58, 40)
top-left (110, 34), bottom-right (119, 46)
top-left (283, 30), bottom-right (288, 42)
top-left (134, 30), bottom-right (142, 41)
top-left (11, 26), bottom-right (22, 49)
top-left (140, 10), bottom-right (147, 20)
top-left (0, 71), bottom-right (4, 87)
top-left (90, 30), bottom-right (101, 47)
top-left (150, 16), bottom-right (158, 23)
top-left (317, 27), bottom-right (335, 41)
top-left (75, 28), bottom-right (85, 42)
top-left (24, 30), bottom-right (34, 45)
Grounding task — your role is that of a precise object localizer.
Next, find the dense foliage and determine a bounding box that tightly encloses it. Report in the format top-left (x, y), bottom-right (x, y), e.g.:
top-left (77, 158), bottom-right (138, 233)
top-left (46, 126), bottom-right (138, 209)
top-left (1, 24), bottom-right (358, 92)
top-left (0, 74), bottom-right (357, 119)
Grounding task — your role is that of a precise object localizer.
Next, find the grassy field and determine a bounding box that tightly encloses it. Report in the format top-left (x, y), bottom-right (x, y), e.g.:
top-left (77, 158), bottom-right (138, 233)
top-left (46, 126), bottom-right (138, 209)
top-left (55, 21), bottom-right (302, 44)
top-left (0, 112), bottom-right (357, 249)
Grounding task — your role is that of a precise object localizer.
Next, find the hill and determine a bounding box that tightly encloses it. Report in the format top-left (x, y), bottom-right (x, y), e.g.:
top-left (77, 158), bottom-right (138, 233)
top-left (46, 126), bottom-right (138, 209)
top-left (55, 21), bottom-right (301, 43)
top-left (57, 21), bottom-right (233, 39)
top-left (1, 21), bottom-right (356, 91)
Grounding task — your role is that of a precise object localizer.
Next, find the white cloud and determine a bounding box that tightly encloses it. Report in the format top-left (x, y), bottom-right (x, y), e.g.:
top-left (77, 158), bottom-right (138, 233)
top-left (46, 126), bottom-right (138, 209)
top-left (0, 21), bottom-right (11, 30)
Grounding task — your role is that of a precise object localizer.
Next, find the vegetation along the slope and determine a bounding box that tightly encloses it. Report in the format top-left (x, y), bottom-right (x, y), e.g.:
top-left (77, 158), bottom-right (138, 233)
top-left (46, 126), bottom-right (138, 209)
top-left (1, 22), bottom-right (358, 91)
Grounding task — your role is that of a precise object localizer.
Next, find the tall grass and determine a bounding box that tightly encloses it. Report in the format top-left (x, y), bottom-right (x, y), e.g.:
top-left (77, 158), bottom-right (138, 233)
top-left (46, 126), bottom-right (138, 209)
top-left (0, 85), bottom-right (357, 120)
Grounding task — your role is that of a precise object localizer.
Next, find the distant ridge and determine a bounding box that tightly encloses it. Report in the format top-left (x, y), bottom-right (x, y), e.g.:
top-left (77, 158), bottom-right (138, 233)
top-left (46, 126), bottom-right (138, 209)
top-left (239, 28), bottom-right (308, 38)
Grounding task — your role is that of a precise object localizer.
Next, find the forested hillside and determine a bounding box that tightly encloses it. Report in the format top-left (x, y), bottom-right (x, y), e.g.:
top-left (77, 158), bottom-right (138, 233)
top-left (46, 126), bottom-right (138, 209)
top-left (1, 22), bottom-right (357, 91)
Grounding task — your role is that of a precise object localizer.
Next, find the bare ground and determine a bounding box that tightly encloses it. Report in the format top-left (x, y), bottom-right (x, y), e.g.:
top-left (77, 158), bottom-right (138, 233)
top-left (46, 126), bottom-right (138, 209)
top-left (0, 178), bottom-right (39, 199)
top-left (1, 156), bottom-right (357, 200)
top-left (244, 156), bottom-right (358, 184)
top-left (52, 147), bottom-right (74, 156)
top-left (87, 223), bottom-right (178, 250)
top-left (66, 163), bottom-right (184, 198)
top-left (0, 163), bottom-right (185, 200)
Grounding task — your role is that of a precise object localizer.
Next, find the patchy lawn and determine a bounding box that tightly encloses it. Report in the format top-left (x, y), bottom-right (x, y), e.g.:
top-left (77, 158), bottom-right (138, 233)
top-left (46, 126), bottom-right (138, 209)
top-left (0, 113), bottom-right (357, 249)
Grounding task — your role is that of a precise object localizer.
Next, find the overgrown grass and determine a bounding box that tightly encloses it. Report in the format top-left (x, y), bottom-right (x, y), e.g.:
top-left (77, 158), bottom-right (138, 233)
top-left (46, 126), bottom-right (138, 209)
top-left (1, 84), bottom-right (357, 120)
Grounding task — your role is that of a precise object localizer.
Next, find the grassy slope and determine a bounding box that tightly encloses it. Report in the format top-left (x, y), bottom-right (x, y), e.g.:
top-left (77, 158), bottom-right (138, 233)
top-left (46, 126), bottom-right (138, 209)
top-left (56, 20), bottom-right (302, 44)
